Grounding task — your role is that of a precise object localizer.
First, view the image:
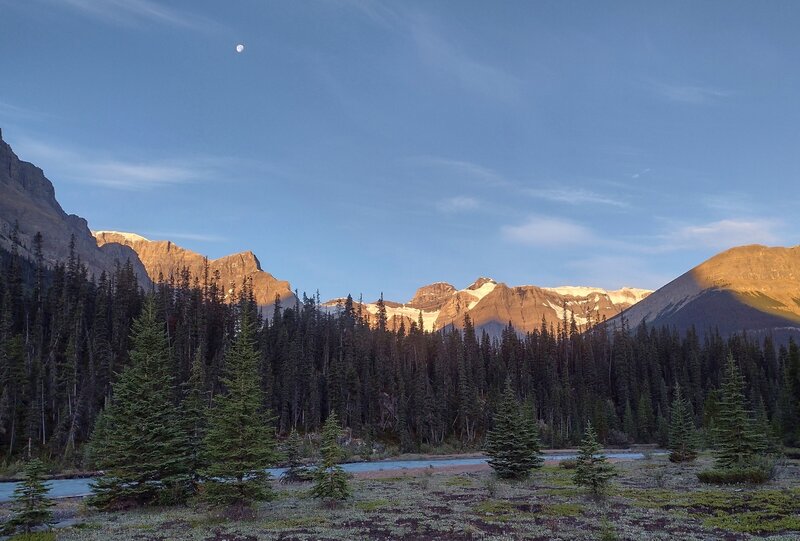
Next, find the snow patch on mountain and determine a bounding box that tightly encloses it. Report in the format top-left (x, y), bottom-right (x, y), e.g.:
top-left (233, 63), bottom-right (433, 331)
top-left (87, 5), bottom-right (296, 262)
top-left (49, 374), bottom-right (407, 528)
top-left (93, 230), bottom-right (150, 243)
top-left (462, 279), bottom-right (497, 309)
top-left (543, 286), bottom-right (651, 305)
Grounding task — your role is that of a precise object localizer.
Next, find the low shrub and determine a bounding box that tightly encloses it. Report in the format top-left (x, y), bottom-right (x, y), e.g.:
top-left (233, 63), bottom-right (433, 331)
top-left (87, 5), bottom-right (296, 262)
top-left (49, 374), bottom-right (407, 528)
top-left (697, 467), bottom-right (770, 485)
top-left (698, 455), bottom-right (777, 485)
top-left (782, 447), bottom-right (800, 460)
top-left (484, 476), bottom-right (498, 498)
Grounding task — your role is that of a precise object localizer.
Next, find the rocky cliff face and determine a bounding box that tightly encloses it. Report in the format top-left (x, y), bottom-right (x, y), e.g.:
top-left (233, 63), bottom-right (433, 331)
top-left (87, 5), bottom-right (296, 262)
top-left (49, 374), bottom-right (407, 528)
top-left (0, 129), bottom-right (149, 284)
top-left (93, 231), bottom-right (296, 310)
top-left (324, 277), bottom-right (651, 335)
top-left (609, 244), bottom-right (800, 341)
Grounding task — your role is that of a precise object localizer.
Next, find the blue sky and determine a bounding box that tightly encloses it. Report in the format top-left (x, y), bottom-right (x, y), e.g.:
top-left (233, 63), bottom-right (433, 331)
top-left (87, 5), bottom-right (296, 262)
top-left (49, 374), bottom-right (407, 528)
top-left (1, 0), bottom-right (798, 301)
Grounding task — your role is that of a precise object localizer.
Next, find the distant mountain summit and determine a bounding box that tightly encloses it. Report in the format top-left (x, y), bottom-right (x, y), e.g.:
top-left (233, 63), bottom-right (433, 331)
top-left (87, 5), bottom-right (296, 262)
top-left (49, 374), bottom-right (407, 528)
top-left (0, 129), bottom-right (149, 284)
top-left (324, 278), bottom-right (650, 335)
top-left (610, 244), bottom-right (800, 341)
top-left (93, 231), bottom-right (297, 310)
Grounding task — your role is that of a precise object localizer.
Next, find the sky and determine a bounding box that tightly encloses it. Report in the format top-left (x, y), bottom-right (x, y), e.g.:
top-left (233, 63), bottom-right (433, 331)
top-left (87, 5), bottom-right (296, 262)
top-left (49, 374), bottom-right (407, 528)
top-left (1, 0), bottom-right (799, 302)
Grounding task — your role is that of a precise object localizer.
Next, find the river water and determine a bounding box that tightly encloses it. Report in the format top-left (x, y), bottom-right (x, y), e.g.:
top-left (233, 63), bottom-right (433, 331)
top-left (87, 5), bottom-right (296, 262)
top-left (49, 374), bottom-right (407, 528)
top-left (0, 452), bottom-right (651, 502)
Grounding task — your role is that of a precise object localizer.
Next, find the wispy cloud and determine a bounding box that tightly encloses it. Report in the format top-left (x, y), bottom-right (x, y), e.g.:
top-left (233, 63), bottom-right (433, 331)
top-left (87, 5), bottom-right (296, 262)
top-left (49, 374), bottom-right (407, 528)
top-left (659, 218), bottom-right (782, 251)
top-left (322, 0), bottom-right (400, 27)
top-left (566, 255), bottom-right (672, 291)
top-left (410, 19), bottom-right (520, 102)
top-left (0, 100), bottom-right (49, 121)
top-left (41, 0), bottom-right (219, 31)
top-left (437, 195), bottom-right (479, 213)
top-left (407, 156), bottom-right (509, 187)
top-left (501, 216), bottom-right (596, 247)
top-left (653, 82), bottom-right (729, 105)
top-left (525, 187), bottom-right (627, 207)
top-left (14, 137), bottom-right (223, 191)
top-left (146, 231), bottom-right (227, 243)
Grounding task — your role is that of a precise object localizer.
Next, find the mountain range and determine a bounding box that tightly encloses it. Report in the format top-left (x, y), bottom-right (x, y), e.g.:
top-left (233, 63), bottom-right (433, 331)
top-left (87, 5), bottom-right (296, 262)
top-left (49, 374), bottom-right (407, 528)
top-left (93, 231), bottom-right (297, 310)
top-left (2, 128), bottom-right (799, 341)
top-left (323, 279), bottom-right (650, 334)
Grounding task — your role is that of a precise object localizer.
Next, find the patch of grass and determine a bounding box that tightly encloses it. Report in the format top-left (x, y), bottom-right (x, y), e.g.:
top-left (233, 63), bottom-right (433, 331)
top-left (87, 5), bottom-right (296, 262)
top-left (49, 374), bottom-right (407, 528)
top-left (542, 502), bottom-right (583, 517)
top-left (354, 498), bottom-right (390, 512)
top-left (687, 488), bottom-right (800, 534)
top-left (598, 518), bottom-right (619, 541)
top-left (703, 512), bottom-right (800, 534)
top-left (444, 475), bottom-right (472, 487)
top-left (8, 533), bottom-right (57, 541)
top-left (471, 499), bottom-right (539, 523)
top-left (618, 488), bottom-right (685, 509)
top-left (541, 487), bottom-right (582, 497)
top-left (537, 467), bottom-right (574, 488)
top-left (372, 476), bottom-right (406, 483)
top-left (262, 516), bottom-right (328, 530)
top-left (72, 522), bottom-right (103, 530)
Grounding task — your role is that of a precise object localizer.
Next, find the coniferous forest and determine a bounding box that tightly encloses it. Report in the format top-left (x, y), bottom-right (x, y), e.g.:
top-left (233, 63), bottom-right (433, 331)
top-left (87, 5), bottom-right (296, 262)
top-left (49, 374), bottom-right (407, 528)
top-left (1, 239), bottom-right (799, 468)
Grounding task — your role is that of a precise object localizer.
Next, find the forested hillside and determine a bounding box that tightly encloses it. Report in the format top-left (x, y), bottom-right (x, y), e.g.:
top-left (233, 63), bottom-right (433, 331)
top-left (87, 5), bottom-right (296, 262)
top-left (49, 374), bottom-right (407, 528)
top-left (1, 236), bottom-right (798, 466)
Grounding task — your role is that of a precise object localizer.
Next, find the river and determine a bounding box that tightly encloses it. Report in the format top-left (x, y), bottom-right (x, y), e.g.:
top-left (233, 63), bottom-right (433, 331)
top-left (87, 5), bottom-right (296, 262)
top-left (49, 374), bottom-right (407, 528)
top-left (0, 451), bottom-right (654, 502)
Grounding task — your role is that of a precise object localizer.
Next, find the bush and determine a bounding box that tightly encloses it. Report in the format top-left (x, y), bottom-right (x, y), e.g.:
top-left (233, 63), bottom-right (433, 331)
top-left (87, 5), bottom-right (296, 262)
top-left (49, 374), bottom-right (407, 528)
top-left (559, 459), bottom-right (577, 470)
top-left (783, 447), bottom-right (800, 460)
top-left (697, 465), bottom-right (772, 485)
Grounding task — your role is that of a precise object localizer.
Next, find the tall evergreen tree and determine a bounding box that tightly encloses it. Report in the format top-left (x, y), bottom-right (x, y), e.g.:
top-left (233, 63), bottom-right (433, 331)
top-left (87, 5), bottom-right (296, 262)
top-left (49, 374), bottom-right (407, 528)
top-left (668, 382), bottom-right (698, 463)
top-left (573, 421), bottom-right (615, 496)
top-left (88, 297), bottom-right (192, 508)
top-left (713, 356), bottom-right (765, 469)
top-left (778, 339), bottom-right (800, 446)
top-left (182, 349), bottom-right (208, 488)
top-left (3, 458), bottom-right (54, 534)
top-left (201, 311), bottom-right (277, 510)
top-left (485, 381), bottom-right (544, 479)
top-left (311, 411), bottom-right (350, 501)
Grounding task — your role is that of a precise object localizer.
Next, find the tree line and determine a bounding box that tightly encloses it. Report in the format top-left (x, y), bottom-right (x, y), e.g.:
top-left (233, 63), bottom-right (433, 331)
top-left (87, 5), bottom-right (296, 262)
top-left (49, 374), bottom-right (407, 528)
top-left (1, 236), bottom-right (799, 467)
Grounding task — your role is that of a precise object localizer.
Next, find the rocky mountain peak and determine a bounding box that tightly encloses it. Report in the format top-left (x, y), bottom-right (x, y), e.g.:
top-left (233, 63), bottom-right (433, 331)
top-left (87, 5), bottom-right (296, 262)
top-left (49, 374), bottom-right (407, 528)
top-left (466, 277), bottom-right (496, 290)
top-left (94, 231), bottom-right (294, 311)
top-left (0, 133), bottom-right (149, 284)
top-left (408, 282), bottom-right (457, 311)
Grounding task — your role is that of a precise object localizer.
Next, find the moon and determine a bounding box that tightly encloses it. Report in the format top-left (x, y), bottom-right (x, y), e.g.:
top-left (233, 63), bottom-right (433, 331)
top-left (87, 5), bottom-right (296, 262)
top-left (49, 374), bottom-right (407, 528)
top-left (235, 43), bottom-right (245, 53)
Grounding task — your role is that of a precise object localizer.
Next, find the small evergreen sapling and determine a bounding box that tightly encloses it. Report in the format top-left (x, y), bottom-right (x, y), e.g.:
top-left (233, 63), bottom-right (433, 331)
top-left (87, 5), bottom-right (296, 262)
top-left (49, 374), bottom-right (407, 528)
top-left (668, 382), bottom-right (698, 463)
top-left (573, 421), bottom-right (616, 496)
top-left (485, 382), bottom-right (544, 479)
top-left (5, 458), bottom-right (54, 534)
top-left (311, 412), bottom-right (351, 502)
top-left (280, 429), bottom-right (313, 483)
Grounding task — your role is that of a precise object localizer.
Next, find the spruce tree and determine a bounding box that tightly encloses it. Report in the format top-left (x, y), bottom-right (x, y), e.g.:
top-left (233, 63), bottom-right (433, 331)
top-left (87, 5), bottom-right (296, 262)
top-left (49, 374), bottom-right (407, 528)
top-left (311, 411), bottom-right (350, 501)
top-left (201, 311), bottom-right (278, 510)
top-left (573, 421), bottom-right (615, 496)
top-left (280, 429), bottom-right (312, 483)
top-left (4, 458), bottom-right (54, 534)
top-left (668, 382), bottom-right (698, 463)
top-left (485, 382), bottom-right (544, 479)
top-left (713, 356), bottom-right (764, 469)
top-left (182, 349), bottom-right (208, 489)
top-left (88, 297), bottom-right (192, 508)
